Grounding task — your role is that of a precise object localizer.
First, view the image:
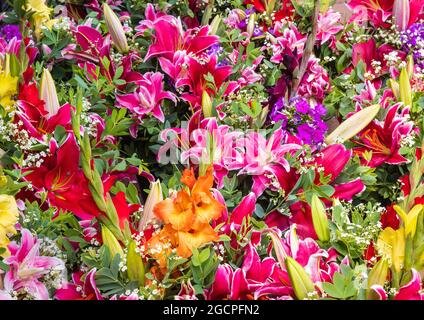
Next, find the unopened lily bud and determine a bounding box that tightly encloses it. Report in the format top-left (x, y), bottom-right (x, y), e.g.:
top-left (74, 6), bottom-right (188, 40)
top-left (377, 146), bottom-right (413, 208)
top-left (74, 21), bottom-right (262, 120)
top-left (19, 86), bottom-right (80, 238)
top-left (40, 68), bottom-right (60, 117)
top-left (202, 90), bottom-right (213, 118)
top-left (325, 104), bottom-right (380, 144)
top-left (269, 230), bottom-right (288, 269)
top-left (311, 194), bottom-right (330, 242)
top-left (366, 258), bottom-right (389, 299)
top-left (126, 240), bottom-right (145, 287)
top-left (246, 13), bottom-right (256, 37)
top-left (393, 0), bottom-right (410, 31)
top-left (406, 55), bottom-right (414, 79)
top-left (285, 256), bottom-right (316, 300)
top-left (399, 67), bottom-right (412, 107)
top-left (209, 15), bottom-right (221, 35)
top-left (138, 180), bottom-right (163, 231)
top-left (103, 4), bottom-right (128, 53)
top-left (101, 225), bottom-right (124, 260)
top-left (389, 79), bottom-right (400, 100)
top-left (265, 0), bottom-right (276, 16)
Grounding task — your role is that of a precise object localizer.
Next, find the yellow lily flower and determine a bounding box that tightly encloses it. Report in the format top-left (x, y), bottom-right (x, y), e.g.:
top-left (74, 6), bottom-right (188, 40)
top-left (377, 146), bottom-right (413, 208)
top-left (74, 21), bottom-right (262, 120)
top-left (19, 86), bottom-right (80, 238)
top-left (0, 64), bottom-right (18, 111)
top-left (0, 195), bottom-right (19, 257)
top-left (26, 0), bottom-right (54, 38)
top-left (376, 227), bottom-right (405, 273)
top-left (394, 204), bottom-right (423, 237)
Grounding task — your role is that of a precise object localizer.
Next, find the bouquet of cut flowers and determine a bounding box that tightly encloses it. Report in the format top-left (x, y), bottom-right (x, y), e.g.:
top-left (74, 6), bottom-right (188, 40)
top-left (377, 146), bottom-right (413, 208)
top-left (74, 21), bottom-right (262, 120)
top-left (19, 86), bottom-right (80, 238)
top-left (0, 0), bottom-right (423, 300)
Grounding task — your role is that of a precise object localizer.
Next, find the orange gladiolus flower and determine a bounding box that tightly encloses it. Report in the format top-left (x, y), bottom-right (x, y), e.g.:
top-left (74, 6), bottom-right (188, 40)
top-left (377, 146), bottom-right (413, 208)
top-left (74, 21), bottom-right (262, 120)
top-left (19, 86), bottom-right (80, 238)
top-left (148, 167), bottom-right (224, 267)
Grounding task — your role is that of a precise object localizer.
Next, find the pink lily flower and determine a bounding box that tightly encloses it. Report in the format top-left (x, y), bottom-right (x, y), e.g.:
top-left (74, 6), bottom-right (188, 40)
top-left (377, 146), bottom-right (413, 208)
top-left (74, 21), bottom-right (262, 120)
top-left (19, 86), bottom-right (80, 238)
top-left (347, 0), bottom-right (393, 28)
top-left (205, 243), bottom-right (292, 300)
top-left (266, 144), bottom-right (365, 239)
top-left (353, 103), bottom-right (414, 167)
top-left (238, 128), bottom-right (302, 196)
top-left (175, 280), bottom-right (198, 300)
top-left (371, 269), bottom-right (424, 300)
top-left (135, 4), bottom-right (174, 35)
top-left (62, 25), bottom-right (142, 85)
top-left (158, 113), bottom-right (244, 186)
top-left (269, 226), bottom-right (347, 287)
top-left (214, 192), bottom-right (262, 250)
top-left (55, 269), bottom-right (103, 300)
top-left (142, 15), bottom-right (218, 62)
top-left (116, 72), bottom-right (177, 123)
top-left (353, 80), bottom-right (378, 105)
top-left (0, 229), bottom-right (65, 300)
top-left (313, 144), bottom-right (366, 200)
top-left (298, 57), bottom-right (330, 102)
top-left (270, 22), bottom-right (306, 64)
top-left (317, 9), bottom-right (344, 49)
top-left (351, 38), bottom-right (406, 78)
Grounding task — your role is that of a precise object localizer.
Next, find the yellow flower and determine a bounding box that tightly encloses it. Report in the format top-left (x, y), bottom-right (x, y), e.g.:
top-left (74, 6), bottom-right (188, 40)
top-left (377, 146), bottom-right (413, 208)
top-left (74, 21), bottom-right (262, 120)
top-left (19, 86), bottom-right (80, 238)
top-left (376, 227), bottom-right (405, 273)
top-left (394, 204), bottom-right (423, 237)
top-left (0, 195), bottom-right (19, 257)
top-left (0, 64), bottom-right (18, 111)
top-left (25, 0), bottom-right (54, 38)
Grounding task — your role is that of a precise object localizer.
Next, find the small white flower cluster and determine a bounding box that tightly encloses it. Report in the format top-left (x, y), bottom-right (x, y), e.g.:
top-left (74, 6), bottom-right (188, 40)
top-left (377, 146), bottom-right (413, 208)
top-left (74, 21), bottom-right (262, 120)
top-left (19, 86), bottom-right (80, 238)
top-left (42, 264), bottom-right (67, 290)
top-left (0, 115), bottom-right (49, 168)
top-left (399, 132), bottom-right (416, 148)
top-left (39, 237), bottom-right (67, 262)
top-left (213, 243), bottom-right (225, 261)
top-left (119, 247), bottom-right (128, 272)
top-left (374, 24), bottom-right (402, 48)
top-left (53, 17), bottom-right (72, 32)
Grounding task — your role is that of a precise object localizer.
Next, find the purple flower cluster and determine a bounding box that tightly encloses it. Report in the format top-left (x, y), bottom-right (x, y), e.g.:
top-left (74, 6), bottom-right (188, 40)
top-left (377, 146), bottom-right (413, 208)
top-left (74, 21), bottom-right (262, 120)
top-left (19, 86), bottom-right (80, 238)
top-left (0, 24), bottom-right (21, 41)
top-left (401, 23), bottom-right (424, 70)
top-left (269, 96), bottom-right (327, 146)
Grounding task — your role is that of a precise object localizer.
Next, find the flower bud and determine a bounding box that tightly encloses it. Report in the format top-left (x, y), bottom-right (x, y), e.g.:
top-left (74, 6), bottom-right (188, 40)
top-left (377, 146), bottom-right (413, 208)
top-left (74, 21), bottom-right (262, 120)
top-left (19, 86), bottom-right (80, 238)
top-left (268, 230), bottom-right (287, 269)
top-left (246, 13), bottom-right (256, 37)
top-left (366, 258), bottom-right (389, 299)
top-left (311, 194), bottom-right (330, 242)
top-left (201, 90), bottom-right (213, 118)
top-left (399, 67), bottom-right (412, 107)
top-left (285, 256), bottom-right (316, 300)
top-left (406, 55), bottom-right (414, 78)
top-left (103, 4), bottom-right (129, 53)
top-left (393, 0), bottom-right (410, 31)
top-left (138, 180), bottom-right (163, 231)
top-left (209, 15), bottom-right (221, 35)
top-left (101, 225), bottom-right (124, 260)
top-left (126, 240), bottom-right (145, 287)
top-left (325, 104), bottom-right (380, 144)
top-left (389, 79), bottom-right (400, 100)
top-left (40, 68), bottom-right (60, 117)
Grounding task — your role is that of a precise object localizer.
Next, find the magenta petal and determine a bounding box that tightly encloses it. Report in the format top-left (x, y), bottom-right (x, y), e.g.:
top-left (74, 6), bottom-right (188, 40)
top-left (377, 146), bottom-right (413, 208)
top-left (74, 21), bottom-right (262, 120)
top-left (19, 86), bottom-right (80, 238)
top-left (333, 178), bottom-right (365, 201)
top-left (394, 269), bottom-right (423, 300)
top-left (370, 285), bottom-right (388, 300)
top-left (231, 192), bottom-right (256, 225)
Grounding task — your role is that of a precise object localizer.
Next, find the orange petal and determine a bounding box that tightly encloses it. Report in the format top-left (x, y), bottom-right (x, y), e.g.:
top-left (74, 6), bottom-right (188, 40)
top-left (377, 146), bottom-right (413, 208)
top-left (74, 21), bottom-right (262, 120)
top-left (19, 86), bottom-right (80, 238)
top-left (181, 167), bottom-right (196, 189)
top-left (176, 224), bottom-right (218, 258)
top-left (192, 191), bottom-right (224, 228)
top-left (191, 167), bottom-right (214, 195)
top-left (154, 190), bottom-right (194, 231)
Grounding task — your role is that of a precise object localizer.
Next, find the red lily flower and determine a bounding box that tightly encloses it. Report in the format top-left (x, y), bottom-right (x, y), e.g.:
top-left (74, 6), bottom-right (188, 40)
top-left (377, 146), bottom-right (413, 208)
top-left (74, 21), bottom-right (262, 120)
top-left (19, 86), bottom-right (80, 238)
top-left (179, 55), bottom-right (236, 108)
top-left (23, 134), bottom-right (111, 219)
top-left (15, 83), bottom-right (73, 141)
top-left (353, 103), bottom-right (414, 167)
top-left (111, 191), bottom-right (141, 232)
